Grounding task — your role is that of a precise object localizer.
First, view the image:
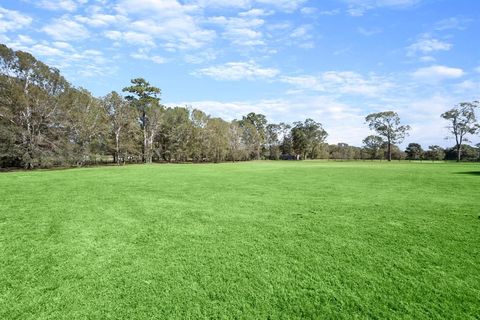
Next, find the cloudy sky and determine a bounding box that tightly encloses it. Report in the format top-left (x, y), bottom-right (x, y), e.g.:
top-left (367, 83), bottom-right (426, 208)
top-left (1, 0), bottom-right (479, 147)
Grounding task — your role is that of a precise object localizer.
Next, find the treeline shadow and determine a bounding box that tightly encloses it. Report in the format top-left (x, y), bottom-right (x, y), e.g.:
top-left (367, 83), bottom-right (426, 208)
top-left (455, 171), bottom-right (480, 176)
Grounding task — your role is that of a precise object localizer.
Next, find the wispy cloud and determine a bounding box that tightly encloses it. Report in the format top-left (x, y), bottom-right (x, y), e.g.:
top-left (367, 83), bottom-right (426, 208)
top-left (412, 65), bottom-right (464, 80)
top-left (357, 27), bottom-right (382, 36)
top-left (434, 17), bottom-right (472, 31)
top-left (407, 34), bottom-right (452, 57)
top-left (130, 50), bottom-right (166, 64)
top-left (193, 61), bottom-right (279, 80)
top-left (36, 0), bottom-right (83, 12)
top-left (281, 71), bottom-right (394, 97)
top-left (42, 16), bottom-right (90, 41)
top-left (0, 6), bottom-right (32, 33)
top-left (208, 15), bottom-right (265, 47)
top-left (344, 0), bottom-right (421, 16)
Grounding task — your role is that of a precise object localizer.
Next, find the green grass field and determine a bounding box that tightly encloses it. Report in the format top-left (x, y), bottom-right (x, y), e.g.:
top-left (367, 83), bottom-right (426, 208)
top-left (0, 161), bottom-right (479, 319)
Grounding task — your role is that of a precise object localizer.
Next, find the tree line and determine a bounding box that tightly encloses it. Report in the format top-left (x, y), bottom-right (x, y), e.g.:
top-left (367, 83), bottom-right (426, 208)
top-left (0, 44), bottom-right (479, 169)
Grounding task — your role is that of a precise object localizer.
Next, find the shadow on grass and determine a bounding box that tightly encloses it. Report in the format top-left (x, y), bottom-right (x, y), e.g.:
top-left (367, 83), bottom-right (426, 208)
top-left (455, 171), bottom-right (480, 176)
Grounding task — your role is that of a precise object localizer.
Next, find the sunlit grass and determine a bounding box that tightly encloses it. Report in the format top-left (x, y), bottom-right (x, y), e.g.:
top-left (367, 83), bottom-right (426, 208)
top-left (0, 161), bottom-right (479, 319)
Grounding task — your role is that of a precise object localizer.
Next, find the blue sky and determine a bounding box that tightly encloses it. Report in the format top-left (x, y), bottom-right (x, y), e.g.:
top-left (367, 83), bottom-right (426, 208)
top-left (1, 0), bottom-right (479, 147)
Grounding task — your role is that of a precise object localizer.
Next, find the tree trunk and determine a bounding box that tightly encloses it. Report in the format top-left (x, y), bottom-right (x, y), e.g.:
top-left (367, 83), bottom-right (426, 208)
top-left (142, 110), bottom-right (147, 163)
top-left (115, 133), bottom-right (120, 165)
top-left (387, 141), bottom-right (392, 162)
top-left (456, 144), bottom-right (461, 162)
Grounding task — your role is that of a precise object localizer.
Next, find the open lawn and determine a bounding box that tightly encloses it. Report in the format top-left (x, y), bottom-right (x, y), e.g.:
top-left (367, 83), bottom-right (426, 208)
top-left (0, 161), bottom-right (479, 319)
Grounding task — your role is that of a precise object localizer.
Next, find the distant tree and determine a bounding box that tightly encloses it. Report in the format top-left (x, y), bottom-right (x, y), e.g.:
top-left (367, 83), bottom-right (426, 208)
top-left (160, 107), bottom-right (191, 162)
top-left (330, 143), bottom-right (356, 160)
top-left (189, 109), bottom-right (209, 162)
top-left (123, 78), bottom-right (161, 163)
top-left (279, 122), bottom-right (293, 156)
top-left (0, 44), bottom-right (71, 168)
top-left (103, 92), bottom-right (141, 164)
top-left (405, 143), bottom-right (424, 160)
top-left (66, 88), bottom-right (108, 166)
top-left (291, 119), bottom-right (328, 160)
top-left (228, 120), bottom-right (246, 162)
top-left (145, 105), bottom-right (164, 162)
top-left (424, 145), bottom-right (445, 161)
top-left (441, 102), bottom-right (479, 162)
top-left (205, 117), bottom-right (230, 163)
top-left (460, 144), bottom-right (479, 161)
top-left (386, 144), bottom-right (407, 160)
top-left (266, 123), bottom-right (282, 160)
top-left (362, 135), bottom-right (384, 160)
top-left (239, 113), bottom-right (267, 160)
top-left (365, 111), bottom-right (410, 161)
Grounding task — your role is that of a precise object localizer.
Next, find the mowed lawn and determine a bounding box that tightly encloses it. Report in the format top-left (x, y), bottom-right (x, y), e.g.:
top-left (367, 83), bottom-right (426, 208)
top-left (0, 161), bottom-right (479, 319)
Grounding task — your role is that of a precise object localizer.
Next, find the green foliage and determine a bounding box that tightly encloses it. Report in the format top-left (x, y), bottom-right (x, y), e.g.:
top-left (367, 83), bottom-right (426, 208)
top-left (0, 161), bottom-right (479, 318)
top-left (362, 135), bottom-right (384, 160)
top-left (291, 118), bottom-right (328, 159)
top-left (441, 102), bottom-right (479, 162)
top-left (424, 145), bottom-right (445, 161)
top-left (365, 111), bottom-right (410, 161)
top-left (405, 143), bottom-right (424, 160)
top-left (238, 112), bottom-right (267, 160)
top-left (122, 78), bottom-right (162, 163)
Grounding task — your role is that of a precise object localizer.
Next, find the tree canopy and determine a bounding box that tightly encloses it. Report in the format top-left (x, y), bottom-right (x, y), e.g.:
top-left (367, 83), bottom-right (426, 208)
top-left (365, 111), bottom-right (411, 161)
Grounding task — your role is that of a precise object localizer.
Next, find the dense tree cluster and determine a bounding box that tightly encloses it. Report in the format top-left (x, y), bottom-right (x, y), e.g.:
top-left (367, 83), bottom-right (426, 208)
top-left (0, 45), bottom-right (329, 168)
top-left (0, 44), bottom-right (479, 169)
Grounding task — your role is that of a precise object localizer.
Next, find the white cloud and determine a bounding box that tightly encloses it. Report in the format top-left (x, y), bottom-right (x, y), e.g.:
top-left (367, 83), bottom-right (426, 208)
top-left (434, 17), bottom-right (472, 31)
top-left (255, 0), bottom-right (306, 12)
top-left (419, 56), bottom-right (436, 62)
top-left (188, 0), bottom-right (306, 12)
top-left (42, 17), bottom-right (90, 40)
top-left (184, 49), bottom-right (217, 64)
top-left (0, 7), bottom-right (32, 33)
top-left (239, 9), bottom-right (273, 17)
top-left (194, 61), bottom-right (279, 80)
top-left (357, 27), bottom-right (382, 36)
top-left (407, 35), bottom-right (452, 57)
top-left (131, 51), bottom-right (166, 64)
top-left (412, 65), bottom-right (464, 80)
top-left (105, 30), bottom-right (155, 47)
top-left (264, 22), bottom-right (316, 50)
top-left (290, 25), bottom-right (309, 38)
top-left (5, 35), bottom-right (115, 79)
top-left (344, 0), bottom-right (420, 16)
top-left (281, 71), bottom-right (394, 97)
top-left (208, 15), bottom-right (265, 47)
top-left (455, 80), bottom-right (480, 92)
top-left (36, 0), bottom-right (82, 12)
top-left (475, 66), bottom-right (480, 73)
top-left (318, 9), bottom-right (341, 15)
top-left (281, 75), bottom-right (324, 91)
top-left (300, 7), bottom-right (317, 15)
top-left (114, 0), bottom-right (216, 50)
top-left (75, 13), bottom-right (128, 28)
top-left (17, 35), bottom-right (35, 45)
top-left (30, 44), bottom-right (65, 57)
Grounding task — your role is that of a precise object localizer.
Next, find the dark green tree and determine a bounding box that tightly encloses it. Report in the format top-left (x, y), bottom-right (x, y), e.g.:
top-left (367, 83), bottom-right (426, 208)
top-left (405, 143), bottom-right (424, 160)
